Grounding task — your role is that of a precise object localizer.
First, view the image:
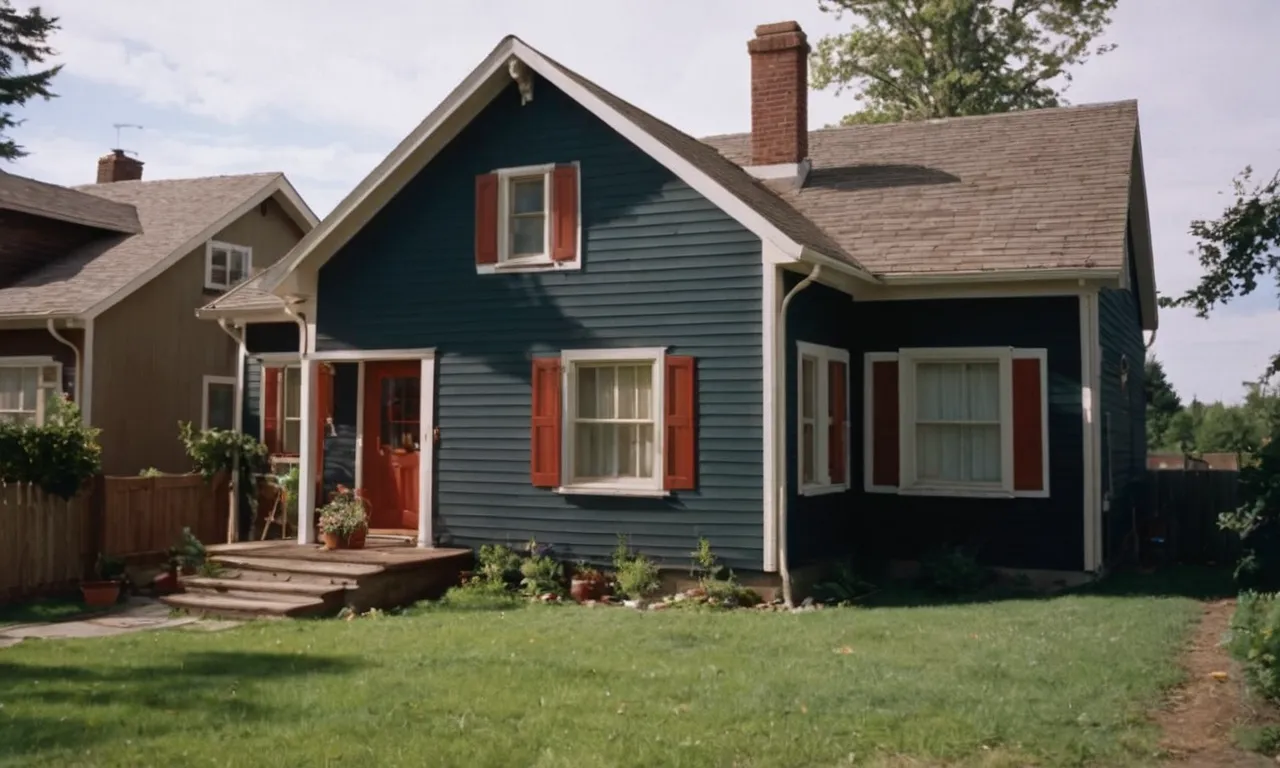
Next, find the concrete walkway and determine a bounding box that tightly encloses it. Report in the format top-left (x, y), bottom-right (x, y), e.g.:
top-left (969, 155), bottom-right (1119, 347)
top-left (0, 597), bottom-right (241, 647)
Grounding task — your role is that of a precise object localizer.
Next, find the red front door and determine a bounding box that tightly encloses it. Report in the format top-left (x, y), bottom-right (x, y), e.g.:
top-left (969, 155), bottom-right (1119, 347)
top-left (362, 361), bottom-right (421, 530)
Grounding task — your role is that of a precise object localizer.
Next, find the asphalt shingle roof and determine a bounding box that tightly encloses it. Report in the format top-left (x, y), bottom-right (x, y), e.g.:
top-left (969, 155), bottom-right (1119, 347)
top-left (0, 170), bottom-right (140, 233)
top-left (0, 173), bottom-right (282, 316)
top-left (702, 101), bottom-right (1139, 276)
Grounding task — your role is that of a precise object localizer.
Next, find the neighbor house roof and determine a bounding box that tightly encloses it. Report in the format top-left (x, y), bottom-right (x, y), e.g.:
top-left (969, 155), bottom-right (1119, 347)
top-left (0, 173), bottom-right (316, 319)
top-left (701, 101), bottom-right (1139, 276)
top-left (0, 170), bottom-right (141, 233)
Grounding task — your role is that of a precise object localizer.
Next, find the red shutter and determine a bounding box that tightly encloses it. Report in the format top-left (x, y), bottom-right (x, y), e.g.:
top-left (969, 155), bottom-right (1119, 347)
top-left (550, 164), bottom-right (578, 263)
top-left (828, 360), bottom-right (847, 485)
top-left (870, 359), bottom-right (899, 487)
top-left (530, 358), bottom-right (562, 487)
top-left (1012, 357), bottom-right (1045, 492)
top-left (664, 355), bottom-right (696, 490)
top-left (475, 173), bottom-right (499, 266)
top-left (262, 366), bottom-right (282, 454)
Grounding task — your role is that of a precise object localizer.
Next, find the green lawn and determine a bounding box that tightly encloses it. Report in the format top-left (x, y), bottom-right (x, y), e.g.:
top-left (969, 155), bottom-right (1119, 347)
top-left (0, 597), bottom-right (105, 628)
top-left (0, 580), bottom-right (1203, 768)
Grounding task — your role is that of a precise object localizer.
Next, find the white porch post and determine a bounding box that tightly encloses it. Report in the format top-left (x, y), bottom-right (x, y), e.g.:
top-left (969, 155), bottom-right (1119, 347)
top-left (297, 358), bottom-right (319, 544)
top-left (418, 354), bottom-right (436, 548)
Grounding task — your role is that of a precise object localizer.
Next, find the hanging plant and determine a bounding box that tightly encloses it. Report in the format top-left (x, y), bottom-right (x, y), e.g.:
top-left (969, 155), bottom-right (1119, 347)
top-left (178, 422), bottom-right (271, 517)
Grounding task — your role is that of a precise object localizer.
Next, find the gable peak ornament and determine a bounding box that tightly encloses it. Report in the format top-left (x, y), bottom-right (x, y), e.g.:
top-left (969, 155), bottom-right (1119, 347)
top-left (508, 57), bottom-right (534, 105)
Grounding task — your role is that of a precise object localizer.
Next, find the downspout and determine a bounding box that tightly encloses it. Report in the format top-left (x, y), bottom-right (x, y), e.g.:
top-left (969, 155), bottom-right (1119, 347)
top-left (775, 264), bottom-right (822, 609)
top-left (283, 303), bottom-right (312, 544)
top-left (1144, 328), bottom-right (1158, 350)
top-left (217, 319), bottom-right (247, 543)
top-left (46, 319), bottom-right (82, 411)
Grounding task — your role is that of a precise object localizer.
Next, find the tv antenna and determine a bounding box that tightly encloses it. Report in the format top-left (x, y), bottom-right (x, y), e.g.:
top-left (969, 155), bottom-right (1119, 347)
top-left (112, 123), bottom-right (144, 151)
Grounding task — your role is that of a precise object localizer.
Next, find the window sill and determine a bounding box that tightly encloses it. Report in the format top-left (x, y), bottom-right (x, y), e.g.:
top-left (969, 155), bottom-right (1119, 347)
top-left (898, 484), bottom-right (1014, 499)
top-left (799, 483), bottom-right (849, 497)
top-left (477, 258), bottom-right (581, 275)
top-left (555, 484), bottom-right (668, 499)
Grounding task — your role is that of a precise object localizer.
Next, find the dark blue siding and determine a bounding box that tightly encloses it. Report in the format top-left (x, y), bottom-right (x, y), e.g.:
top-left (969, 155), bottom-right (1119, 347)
top-left (785, 273), bottom-right (1086, 571)
top-left (1099, 251), bottom-right (1146, 565)
top-left (315, 80), bottom-right (764, 568)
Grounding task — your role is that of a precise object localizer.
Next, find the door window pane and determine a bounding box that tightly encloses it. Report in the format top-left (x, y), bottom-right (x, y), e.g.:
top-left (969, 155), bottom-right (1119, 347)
top-left (381, 376), bottom-right (421, 452)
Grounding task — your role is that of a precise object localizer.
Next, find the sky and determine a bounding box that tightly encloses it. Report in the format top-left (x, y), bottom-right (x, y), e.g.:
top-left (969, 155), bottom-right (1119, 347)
top-left (7, 1), bottom-right (1280, 404)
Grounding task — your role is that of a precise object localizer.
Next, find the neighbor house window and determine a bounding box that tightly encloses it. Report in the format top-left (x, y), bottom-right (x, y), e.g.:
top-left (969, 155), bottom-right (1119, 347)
top-left (205, 241), bottom-right (252, 290)
top-left (261, 363), bottom-right (302, 456)
top-left (0, 359), bottom-right (62, 426)
top-left (796, 342), bottom-right (850, 495)
top-left (202, 375), bottom-right (236, 431)
top-left (474, 164), bottom-right (580, 272)
top-left (864, 347), bottom-right (1049, 498)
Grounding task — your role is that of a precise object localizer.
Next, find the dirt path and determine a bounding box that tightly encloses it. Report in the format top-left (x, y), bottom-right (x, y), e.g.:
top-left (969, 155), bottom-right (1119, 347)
top-left (1155, 599), bottom-right (1274, 766)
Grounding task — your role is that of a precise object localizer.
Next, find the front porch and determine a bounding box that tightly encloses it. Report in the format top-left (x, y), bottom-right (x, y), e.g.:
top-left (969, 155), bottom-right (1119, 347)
top-left (162, 537), bottom-right (471, 619)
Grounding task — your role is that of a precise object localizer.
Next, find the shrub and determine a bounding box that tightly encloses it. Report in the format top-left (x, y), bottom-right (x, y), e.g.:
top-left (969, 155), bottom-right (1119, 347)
top-left (811, 559), bottom-right (876, 605)
top-left (139, 467), bottom-right (163, 478)
top-left (477, 544), bottom-right (522, 585)
top-left (919, 547), bottom-right (990, 595)
top-left (1228, 592), bottom-right (1280, 701)
top-left (1221, 423), bottom-right (1280, 590)
top-left (612, 535), bottom-right (661, 599)
top-left (0, 395), bottom-right (101, 498)
top-left (169, 527), bottom-right (207, 572)
top-left (518, 543), bottom-right (564, 597)
top-left (178, 422), bottom-right (270, 518)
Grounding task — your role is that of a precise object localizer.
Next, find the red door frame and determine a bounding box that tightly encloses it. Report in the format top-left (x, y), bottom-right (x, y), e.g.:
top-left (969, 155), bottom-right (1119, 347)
top-left (361, 361), bottom-right (422, 531)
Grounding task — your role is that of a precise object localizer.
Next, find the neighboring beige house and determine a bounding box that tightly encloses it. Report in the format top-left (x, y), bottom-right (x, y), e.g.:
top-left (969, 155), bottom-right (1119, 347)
top-left (0, 150), bottom-right (317, 474)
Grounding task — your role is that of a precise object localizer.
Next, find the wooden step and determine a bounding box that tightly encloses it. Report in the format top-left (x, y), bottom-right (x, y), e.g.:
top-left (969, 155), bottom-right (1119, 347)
top-left (162, 592), bottom-right (328, 619)
top-left (180, 577), bottom-right (346, 605)
top-left (212, 555), bottom-right (385, 579)
top-left (213, 567), bottom-right (360, 588)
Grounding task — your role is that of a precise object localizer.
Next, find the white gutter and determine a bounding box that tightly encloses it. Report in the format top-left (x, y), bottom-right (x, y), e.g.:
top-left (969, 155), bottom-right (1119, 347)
top-left (774, 264), bottom-right (822, 609)
top-left (217, 319), bottom-right (247, 543)
top-left (46, 319), bottom-right (82, 412)
top-left (878, 268), bottom-right (1116, 286)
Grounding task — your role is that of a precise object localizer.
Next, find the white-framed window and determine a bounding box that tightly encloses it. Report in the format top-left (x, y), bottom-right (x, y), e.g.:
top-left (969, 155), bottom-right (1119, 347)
top-left (281, 365), bottom-right (302, 454)
top-left (205, 241), bottom-right (252, 291)
top-left (899, 347), bottom-right (1016, 496)
top-left (561, 348), bottom-right (666, 497)
top-left (796, 342), bottom-right (850, 496)
top-left (498, 164), bottom-right (554, 265)
top-left (0, 358), bottom-right (63, 426)
top-left (257, 359), bottom-right (302, 459)
top-left (202, 375), bottom-right (237, 431)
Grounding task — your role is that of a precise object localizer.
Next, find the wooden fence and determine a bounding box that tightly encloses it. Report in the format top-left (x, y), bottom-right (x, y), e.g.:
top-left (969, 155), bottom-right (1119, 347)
top-left (1143, 469), bottom-right (1242, 566)
top-left (0, 473), bottom-right (229, 603)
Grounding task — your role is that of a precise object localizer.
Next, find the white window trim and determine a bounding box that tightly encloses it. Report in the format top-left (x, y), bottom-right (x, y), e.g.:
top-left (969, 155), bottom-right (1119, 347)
top-left (558, 347), bottom-right (667, 498)
top-left (205, 241), bottom-right (253, 291)
top-left (477, 162), bottom-right (583, 275)
top-left (0, 356), bottom-right (62, 427)
top-left (888, 346), bottom-right (1049, 499)
top-left (201, 375), bottom-right (237, 431)
top-left (796, 341), bottom-right (851, 497)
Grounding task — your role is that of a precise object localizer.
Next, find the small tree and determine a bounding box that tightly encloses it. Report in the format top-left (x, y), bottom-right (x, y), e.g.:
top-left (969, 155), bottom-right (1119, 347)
top-left (0, 1), bottom-right (61, 161)
top-left (1144, 355), bottom-right (1183, 451)
top-left (810, 0), bottom-right (1118, 125)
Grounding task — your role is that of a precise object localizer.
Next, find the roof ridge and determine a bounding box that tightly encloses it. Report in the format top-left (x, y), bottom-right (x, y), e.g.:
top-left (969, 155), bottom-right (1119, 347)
top-left (73, 170), bottom-right (282, 191)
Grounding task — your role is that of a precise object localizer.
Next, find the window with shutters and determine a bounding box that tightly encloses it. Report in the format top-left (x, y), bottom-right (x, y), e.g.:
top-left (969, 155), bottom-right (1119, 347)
top-left (866, 347), bottom-right (1049, 498)
top-left (0, 358), bottom-right (62, 426)
top-left (475, 163), bottom-right (581, 273)
top-left (563, 349), bottom-right (664, 495)
top-left (796, 342), bottom-right (850, 496)
top-left (205, 241), bottom-right (252, 291)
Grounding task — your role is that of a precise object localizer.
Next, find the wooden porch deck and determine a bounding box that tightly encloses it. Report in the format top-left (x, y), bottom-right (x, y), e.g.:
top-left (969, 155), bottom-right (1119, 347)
top-left (163, 538), bottom-right (473, 619)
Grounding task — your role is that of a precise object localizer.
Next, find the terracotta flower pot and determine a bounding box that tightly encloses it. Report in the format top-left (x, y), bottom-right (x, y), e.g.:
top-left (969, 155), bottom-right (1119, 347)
top-left (321, 532), bottom-right (342, 550)
top-left (344, 527), bottom-right (367, 550)
top-left (81, 580), bottom-right (121, 607)
top-left (570, 577), bottom-right (606, 604)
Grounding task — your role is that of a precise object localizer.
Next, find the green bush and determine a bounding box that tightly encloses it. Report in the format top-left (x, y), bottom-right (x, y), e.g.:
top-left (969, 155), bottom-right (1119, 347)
top-left (1228, 592), bottom-right (1280, 701)
top-left (1221, 423), bottom-right (1280, 590)
top-left (178, 422), bottom-right (270, 520)
top-left (919, 547), bottom-right (991, 595)
top-left (518, 548), bottom-right (564, 597)
top-left (0, 395), bottom-right (100, 498)
top-left (441, 577), bottom-right (525, 610)
top-left (612, 535), bottom-right (660, 599)
top-left (477, 544), bottom-right (522, 586)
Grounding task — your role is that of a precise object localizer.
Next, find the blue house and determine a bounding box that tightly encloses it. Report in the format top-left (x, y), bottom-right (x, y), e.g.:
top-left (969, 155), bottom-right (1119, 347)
top-left (198, 21), bottom-right (1157, 593)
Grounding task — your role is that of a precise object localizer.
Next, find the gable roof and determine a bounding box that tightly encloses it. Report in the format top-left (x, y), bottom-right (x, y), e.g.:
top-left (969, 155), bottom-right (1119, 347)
top-left (702, 101), bottom-right (1139, 277)
top-left (0, 170), bottom-right (140, 233)
top-left (0, 173), bottom-right (318, 319)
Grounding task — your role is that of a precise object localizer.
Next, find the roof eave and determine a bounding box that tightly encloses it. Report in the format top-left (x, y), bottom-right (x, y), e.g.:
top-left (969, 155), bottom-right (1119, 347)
top-left (877, 267), bottom-right (1121, 286)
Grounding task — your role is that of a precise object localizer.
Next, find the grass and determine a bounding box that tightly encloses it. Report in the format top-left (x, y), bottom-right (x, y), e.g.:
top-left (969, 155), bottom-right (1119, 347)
top-left (0, 596), bottom-right (107, 628)
top-left (0, 577), bottom-right (1204, 768)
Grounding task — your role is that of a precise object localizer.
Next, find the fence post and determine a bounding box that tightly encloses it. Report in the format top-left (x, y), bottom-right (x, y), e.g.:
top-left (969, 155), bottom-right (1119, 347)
top-left (84, 474), bottom-right (105, 580)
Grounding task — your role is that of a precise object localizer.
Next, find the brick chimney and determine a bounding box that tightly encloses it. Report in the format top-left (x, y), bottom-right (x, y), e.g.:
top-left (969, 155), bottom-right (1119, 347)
top-left (96, 149), bottom-right (143, 183)
top-left (747, 21), bottom-right (809, 168)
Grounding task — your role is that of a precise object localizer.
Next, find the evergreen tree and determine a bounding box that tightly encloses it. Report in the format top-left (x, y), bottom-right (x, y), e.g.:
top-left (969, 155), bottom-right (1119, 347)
top-left (1144, 355), bottom-right (1183, 451)
top-left (0, 1), bottom-right (60, 161)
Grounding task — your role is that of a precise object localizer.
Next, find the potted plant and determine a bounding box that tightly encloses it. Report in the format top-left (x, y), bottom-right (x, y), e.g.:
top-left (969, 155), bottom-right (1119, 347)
top-left (570, 563), bottom-right (609, 603)
top-left (318, 485), bottom-right (369, 550)
top-left (82, 554), bottom-right (126, 607)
